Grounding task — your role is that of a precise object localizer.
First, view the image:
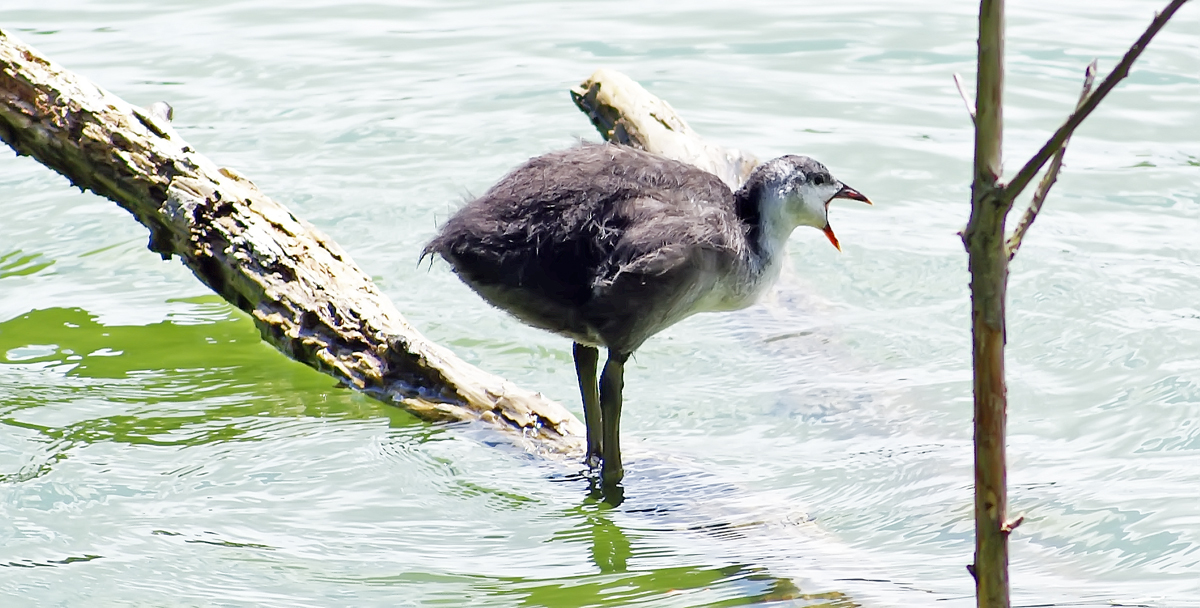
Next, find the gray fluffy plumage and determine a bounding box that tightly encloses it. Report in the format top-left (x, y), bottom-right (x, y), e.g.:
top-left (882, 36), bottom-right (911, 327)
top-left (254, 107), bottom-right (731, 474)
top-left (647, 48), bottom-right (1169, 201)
top-left (423, 142), bottom-right (864, 488)
top-left (423, 143), bottom-right (765, 354)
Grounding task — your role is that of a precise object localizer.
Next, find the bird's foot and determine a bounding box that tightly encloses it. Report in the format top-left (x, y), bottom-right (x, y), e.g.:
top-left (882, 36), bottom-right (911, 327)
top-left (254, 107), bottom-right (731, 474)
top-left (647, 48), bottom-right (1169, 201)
top-left (600, 462), bottom-right (624, 489)
top-left (585, 471), bottom-right (625, 506)
top-left (580, 454), bottom-right (624, 505)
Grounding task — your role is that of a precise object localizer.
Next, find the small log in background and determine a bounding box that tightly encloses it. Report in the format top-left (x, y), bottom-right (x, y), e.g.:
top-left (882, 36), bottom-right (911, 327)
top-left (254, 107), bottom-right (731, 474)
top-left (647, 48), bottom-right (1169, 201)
top-left (0, 31), bottom-right (756, 458)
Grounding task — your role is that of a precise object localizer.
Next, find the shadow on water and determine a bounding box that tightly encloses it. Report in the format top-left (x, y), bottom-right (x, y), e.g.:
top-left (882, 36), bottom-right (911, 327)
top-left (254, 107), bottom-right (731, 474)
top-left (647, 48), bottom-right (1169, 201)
top-left (462, 565), bottom-right (846, 607)
top-left (319, 566), bottom-right (847, 608)
top-left (0, 300), bottom-right (431, 483)
top-left (527, 446), bottom-right (949, 606)
top-left (0, 249), bottom-right (55, 279)
top-left (1, 299), bottom-right (865, 605)
top-left (313, 489), bottom-right (855, 607)
top-left (535, 494), bottom-right (855, 607)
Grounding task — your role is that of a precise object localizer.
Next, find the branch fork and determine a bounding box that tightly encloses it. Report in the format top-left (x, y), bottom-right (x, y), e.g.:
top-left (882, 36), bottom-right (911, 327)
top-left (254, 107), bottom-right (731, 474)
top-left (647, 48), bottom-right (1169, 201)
top-left (962, 0), bottom-right (1189, 261)
top-left (1004, 60), bottom-right (1097, 260)
top-left (966, 1), bottom-right (1188, 603)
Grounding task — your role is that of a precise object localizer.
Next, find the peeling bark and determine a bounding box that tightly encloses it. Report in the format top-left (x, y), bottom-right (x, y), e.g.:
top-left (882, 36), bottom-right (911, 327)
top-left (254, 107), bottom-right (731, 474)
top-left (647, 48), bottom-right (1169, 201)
top-left (0, 33), bottom-right (754, 460)
top-left (0, 29), bottom-right (584, 450)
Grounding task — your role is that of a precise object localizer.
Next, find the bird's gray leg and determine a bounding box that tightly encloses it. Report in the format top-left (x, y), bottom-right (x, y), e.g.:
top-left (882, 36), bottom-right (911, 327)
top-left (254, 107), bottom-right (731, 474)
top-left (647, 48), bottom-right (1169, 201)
top-left (599, 350), bottom-right (630, 487)
top-left (573, 343), bottom-right (602, 469)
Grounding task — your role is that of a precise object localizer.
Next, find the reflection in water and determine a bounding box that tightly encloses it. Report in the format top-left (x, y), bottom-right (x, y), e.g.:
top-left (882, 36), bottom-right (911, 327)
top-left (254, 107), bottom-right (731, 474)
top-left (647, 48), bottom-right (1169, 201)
top-left (548, 495), bottom-right (854, 606)
top-left (2, 0), bottom-right (1200, 605)
top-left (0, 250), bottom-right (55, 279)
top-left (588, 476), bottom-right (625, 508)
top-left (580, 501), bottom-right (632, 574)
top-left (0, 302), bottom-right (421, 483)
top-left (0, 302), bottom-right (858, 605)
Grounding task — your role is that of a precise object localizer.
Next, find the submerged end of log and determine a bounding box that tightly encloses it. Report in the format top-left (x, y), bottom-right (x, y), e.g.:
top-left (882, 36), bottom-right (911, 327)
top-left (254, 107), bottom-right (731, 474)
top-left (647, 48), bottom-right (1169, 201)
top-left (571, 68), bottom-right (759, 189)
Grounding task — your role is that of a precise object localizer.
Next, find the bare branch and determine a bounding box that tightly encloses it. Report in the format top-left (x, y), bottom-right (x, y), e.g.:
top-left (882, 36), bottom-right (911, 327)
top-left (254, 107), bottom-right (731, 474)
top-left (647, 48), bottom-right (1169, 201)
top-left (1001, 0), bottom-right (1190, 202)
top-left (1006, 61), bottom-right (1097, 260)
top-left (953, 73), bottom-right (977, 123)
top-left (966, 0), bottom-right (1009, 600)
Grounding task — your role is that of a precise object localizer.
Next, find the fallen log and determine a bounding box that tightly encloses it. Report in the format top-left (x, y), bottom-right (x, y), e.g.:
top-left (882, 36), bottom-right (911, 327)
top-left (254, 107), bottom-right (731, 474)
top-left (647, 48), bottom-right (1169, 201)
top-left (4, 31), bottom-right (927, 602)
top-left (0, 29), bottom-right (757, 457)
top-left (0, 29), bottom-right (581, 450)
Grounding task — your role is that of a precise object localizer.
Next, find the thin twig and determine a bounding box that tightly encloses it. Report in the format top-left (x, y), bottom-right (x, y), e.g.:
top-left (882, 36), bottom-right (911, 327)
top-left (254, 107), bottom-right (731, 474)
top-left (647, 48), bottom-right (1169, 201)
top-left (953, 73), bottom-right (976, 123)
top-left (1001, 514), bottom-right (1026, 535)
top-left (1001, 0), bottom-right (1190, 203)
top-left (1006, 61), bottom-right (1097, 260)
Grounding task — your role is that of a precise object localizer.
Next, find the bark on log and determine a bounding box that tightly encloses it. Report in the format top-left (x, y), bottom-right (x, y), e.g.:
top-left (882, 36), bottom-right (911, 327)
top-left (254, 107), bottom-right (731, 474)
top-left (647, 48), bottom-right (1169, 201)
top-left (0, 33), bottom-right (752, 458)
top-left (0, 29), bottom-right (586, 450)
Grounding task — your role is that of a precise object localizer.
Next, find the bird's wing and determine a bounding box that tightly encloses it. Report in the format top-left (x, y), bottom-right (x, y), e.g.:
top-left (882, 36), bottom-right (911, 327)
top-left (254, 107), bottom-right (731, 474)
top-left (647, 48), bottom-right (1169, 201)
top-left (597, 192), bottom-right (745, 283)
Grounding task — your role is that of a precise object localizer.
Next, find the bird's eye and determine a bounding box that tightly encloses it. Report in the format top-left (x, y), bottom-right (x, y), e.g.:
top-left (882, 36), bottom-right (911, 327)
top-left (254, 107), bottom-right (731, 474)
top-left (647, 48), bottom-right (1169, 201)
top-left (812, 174), bottom-right (826, 186)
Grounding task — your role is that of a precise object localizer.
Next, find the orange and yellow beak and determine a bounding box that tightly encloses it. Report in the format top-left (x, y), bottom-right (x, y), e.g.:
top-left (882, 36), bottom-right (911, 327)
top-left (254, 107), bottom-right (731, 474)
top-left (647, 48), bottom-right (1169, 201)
top-left (823, 184), bottom-right (873, 251)
top-left (822, 224), bottom-right (841, 251)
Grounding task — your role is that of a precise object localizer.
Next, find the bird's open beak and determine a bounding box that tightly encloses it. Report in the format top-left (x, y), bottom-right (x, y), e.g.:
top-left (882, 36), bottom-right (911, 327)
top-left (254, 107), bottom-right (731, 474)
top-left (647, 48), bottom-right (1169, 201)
top-left (822, 223), bottom-right (841, 251)
top-left (822, 184), bottom-right (869, 252)
top-left (833, 184), bottom-right (873, 205)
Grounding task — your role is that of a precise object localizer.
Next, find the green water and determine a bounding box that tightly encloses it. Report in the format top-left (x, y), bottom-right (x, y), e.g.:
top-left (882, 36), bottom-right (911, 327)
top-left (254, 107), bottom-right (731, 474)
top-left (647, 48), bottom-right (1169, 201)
top-left (2, 1), bottom-right (1199, 606)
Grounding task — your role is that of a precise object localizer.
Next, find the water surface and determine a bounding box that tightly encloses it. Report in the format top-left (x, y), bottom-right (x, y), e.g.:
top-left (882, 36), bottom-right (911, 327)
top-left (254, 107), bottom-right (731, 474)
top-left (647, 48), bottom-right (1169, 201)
top-left (2, 1), bottom-right (1199, 606)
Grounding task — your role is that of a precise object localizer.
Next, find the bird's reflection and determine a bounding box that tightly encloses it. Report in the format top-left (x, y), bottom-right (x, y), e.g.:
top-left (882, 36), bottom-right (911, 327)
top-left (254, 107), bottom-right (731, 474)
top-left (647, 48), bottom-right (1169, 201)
top-left (583, 503), bottom-right (631, 573)
top-left (588, 476), bottom-right (625, 507)
top-left (547, 482), bottom-right (633, 573)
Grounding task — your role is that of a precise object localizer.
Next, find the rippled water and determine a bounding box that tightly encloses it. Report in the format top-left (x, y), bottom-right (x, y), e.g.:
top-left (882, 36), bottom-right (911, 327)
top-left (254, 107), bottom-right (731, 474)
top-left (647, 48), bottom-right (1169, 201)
top-left (2, 1), bottom-right (1199, 606)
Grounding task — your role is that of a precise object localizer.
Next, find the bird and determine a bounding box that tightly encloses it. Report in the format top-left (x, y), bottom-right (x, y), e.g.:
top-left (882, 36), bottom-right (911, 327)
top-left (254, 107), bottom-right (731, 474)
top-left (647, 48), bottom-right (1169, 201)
top-left (423, 142), bottom-right (870, 488)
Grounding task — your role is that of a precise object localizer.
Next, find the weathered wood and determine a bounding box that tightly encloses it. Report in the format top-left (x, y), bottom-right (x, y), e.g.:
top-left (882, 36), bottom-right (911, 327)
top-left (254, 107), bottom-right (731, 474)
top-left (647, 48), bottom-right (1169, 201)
top-left (571, 68), bottom-right (759, 189)
top-left (0, 32), bottom-right (758, 462)
top-left (0, 28), bottom-right (585, 450)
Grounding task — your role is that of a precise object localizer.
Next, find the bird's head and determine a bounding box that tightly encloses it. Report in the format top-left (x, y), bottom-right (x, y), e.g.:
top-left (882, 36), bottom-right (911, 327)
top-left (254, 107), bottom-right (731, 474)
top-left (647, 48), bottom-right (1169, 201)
top-left (748, 155), bottom-right (872, 251)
